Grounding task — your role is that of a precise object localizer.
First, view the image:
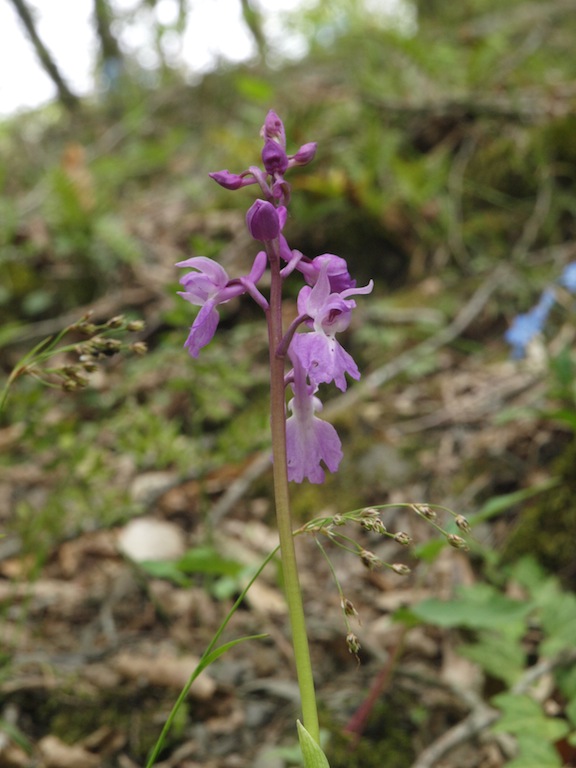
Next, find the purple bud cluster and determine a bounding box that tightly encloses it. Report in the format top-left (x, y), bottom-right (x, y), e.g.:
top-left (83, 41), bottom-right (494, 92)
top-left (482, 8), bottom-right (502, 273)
top-left (505, 262), bottom-right (576, 358)
top-left (177, 111), bottom-right (372, 483)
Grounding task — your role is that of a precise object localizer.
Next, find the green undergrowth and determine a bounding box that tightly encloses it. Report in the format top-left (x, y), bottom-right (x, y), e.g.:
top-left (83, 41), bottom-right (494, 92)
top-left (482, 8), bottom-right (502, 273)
top-left (503, 438), bottom-right (576, 587)
top-left (401, 555), bottom-right (576, 766)
top-left (324, 692), bottom-right (416, 768)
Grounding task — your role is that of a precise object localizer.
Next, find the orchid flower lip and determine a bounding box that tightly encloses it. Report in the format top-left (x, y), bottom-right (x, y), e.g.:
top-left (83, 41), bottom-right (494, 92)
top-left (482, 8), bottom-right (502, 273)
top-left (285, 352), bottom-right (343, 483)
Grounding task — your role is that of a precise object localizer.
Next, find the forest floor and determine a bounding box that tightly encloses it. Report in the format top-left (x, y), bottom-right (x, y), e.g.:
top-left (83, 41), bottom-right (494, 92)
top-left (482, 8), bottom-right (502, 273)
top-left (1, 232), bottom-right (570, 768)
top-left (1, 84), bottom-right (576, 768)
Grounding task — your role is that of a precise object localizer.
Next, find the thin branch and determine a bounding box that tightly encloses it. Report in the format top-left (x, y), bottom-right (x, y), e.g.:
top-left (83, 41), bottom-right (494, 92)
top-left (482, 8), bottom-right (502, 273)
top-left (7, 0), bottom-right (79, 111)
top-left (239, 0), bottom-right (268, 61)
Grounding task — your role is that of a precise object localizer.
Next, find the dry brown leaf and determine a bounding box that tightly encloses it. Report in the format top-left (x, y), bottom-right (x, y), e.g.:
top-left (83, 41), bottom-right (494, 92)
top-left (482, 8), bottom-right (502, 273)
top-left (112, 650), bottom-right (216, 699)
top-left (81, 725), bottom-right (126, 755)
top-left (57, 530), bottom-right (118, 577)
top-left (242, 579), bottom-right (286, 616)
top-left (37, 735), bottom-right (100, 768)
top-left (0, 742), bottom-right (30, 768)
top-left (0, 579), bottom-right (87, 612)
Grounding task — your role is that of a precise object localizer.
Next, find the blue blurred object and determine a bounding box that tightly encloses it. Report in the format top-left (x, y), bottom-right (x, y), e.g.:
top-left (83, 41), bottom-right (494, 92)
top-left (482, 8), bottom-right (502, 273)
top-left (560, 261), bottom-right (576, 294)
top-left (505, 262), bottom-right (576, 357)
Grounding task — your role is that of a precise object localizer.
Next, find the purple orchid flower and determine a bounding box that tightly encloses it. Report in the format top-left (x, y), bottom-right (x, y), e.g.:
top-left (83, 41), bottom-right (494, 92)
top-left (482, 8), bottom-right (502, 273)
top-left (297, 253), bottom-right (357, 293)
top-left (246, 200), bottom-right (282, 241)
top-left (177, 254), bottom-right (266, 357)
top-left (285, 353), bottom-right (343, 483)
top-left (291, 264), bottom-right (373, 391)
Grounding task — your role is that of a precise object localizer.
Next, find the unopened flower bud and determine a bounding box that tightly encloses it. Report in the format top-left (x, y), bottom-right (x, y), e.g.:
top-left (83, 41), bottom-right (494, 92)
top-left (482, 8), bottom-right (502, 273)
top-left (346, 632), bottom-right (361, 657)
top-left (455, 515), bottom-right (471, 533)
top-left (360, 550), bottom-right (382, 569)
top-left (106, 315), bottom-right (125, 328)
top-left (341, 598), bottom-right (358, 618)
top-left (332, 514), bottom-right (345, 526)
top-left (262, 139), bottom-right (289, 175)
top-left (261, 110), bottom-right (286, 146)
top-left (209, 170), bottom-right (246, 190)
top-left (62, 365), bottom-right (89, 385)
top-left (76, 322), bottom-right (97, 336)
top-left (372, 519), bottom-right (387, 534)
top-left (414, 504), bottom-right (436, 521)
top-left (102, 338), bottom-right (122, 356)
top-left (127, 319), bottom-right (145, 332)
top-left (290, 142), bottom-right (317, 166)
top-left (131, 341), bottom-right (148, 355)
top-left (391, 563), bottom-right (411, 575)
top-left (246, 200), bottom-right (281, 241)
top-left (447, 534), bottom-right (468, 550)
top-left (394, 531), bottom-right (412, 546)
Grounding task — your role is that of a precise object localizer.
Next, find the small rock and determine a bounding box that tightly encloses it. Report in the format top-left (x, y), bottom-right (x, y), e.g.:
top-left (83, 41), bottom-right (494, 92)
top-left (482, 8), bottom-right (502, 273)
top-left (117, 517), bottom-right (185, 562)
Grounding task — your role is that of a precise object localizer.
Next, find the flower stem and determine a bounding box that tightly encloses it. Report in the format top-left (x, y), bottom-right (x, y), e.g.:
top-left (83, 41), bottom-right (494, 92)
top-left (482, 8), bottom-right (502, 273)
top-left (266, 239), bottom-right (320, 744)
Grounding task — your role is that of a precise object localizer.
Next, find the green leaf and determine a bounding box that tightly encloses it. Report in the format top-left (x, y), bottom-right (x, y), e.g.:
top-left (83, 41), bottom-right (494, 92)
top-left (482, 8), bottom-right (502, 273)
top-left (139, 547), bottom-right (244, 587)
top-left (177, 546), bottom-right (244, 578)
top-left (139, 560), bottom-right (191, 586)
top-left (199, 634), bottom-right (268, 674)
top-left (145, 634), bottom-right (266, 768)
top-left (504, 733), bottom-right (563, 768)
top-left (393, 605), bottom-right (424, 628)
top-left (558, 665), bottom-right (576, 701)
top-left (544, 408), bottom-right (576, 431)
top-left (521, 575), bottom-right (576, 656)
top-left (507, 556), bottom-right (547, 594)
top-left (458, 632), bottom-right (524, 686)
top-left (297, 721), bottom-right (331, 768)
top-left (492, 693), bottom-right (570, 742)
top-left (409, 583), bottom-right (531, 632)
top-left (565, 696), bottom-right (576, 728)
top-left (467, 481), bottom-right (558, 526)
top-left (0, 718), bottom-right (33, 754)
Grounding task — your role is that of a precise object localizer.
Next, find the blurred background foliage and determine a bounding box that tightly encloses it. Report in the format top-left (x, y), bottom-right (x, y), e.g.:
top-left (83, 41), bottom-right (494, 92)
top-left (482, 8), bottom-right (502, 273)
top-left (2, 0), bottom-right (576, 569)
